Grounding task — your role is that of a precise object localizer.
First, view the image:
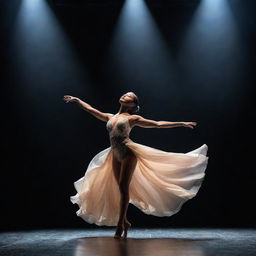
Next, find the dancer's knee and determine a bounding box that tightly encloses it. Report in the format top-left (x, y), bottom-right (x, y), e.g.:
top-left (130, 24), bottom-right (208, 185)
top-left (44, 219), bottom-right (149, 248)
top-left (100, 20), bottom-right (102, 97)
top-left (119, 184), bottom-right (129, 196)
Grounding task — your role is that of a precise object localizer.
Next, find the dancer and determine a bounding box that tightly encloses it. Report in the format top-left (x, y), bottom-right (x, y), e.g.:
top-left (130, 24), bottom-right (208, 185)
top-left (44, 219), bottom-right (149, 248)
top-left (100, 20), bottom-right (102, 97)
top-left (63, 92), bottom-right (209, 239)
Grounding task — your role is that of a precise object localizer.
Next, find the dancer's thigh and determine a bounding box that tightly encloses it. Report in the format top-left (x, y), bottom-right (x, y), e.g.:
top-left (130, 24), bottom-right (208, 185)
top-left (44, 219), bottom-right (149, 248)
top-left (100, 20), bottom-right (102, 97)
top-left (112, 155), bottom-right (121, 186)
top-left (119, 153), bottom-right (137, 190)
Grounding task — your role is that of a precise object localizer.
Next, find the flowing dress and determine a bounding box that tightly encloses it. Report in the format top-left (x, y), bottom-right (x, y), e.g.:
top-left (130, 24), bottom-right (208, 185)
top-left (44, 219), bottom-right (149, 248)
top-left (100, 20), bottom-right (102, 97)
top-left (70, 115), bottom-right (209, 226)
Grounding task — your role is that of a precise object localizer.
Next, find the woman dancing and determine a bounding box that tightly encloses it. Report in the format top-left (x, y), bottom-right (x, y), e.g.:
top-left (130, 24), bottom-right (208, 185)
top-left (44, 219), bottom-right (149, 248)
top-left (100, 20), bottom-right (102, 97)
top-left (63, 92), bottom-right (209, 240)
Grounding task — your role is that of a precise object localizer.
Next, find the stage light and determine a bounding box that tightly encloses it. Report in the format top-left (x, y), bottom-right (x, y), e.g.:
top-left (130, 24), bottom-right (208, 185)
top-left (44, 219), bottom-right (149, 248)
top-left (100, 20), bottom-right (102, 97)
top-left (177, 0), bottom-right (245, 107)
top-left (106, 0), bottom-right (174, 101)
top-left (10, 0), bottom-right (86, 96)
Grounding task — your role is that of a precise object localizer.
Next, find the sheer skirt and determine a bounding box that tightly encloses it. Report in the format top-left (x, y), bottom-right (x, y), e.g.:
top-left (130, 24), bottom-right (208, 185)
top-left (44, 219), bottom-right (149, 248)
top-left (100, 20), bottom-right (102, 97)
top-left (70, 140), bottom-right (209, 226)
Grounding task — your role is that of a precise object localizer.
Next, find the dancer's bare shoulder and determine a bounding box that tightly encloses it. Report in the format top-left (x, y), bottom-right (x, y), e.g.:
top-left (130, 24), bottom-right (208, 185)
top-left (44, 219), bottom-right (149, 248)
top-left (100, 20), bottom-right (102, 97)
top-left (105, 113), bottom-right (115, 121)
top-left (129, 114), bottom-right (159, 128)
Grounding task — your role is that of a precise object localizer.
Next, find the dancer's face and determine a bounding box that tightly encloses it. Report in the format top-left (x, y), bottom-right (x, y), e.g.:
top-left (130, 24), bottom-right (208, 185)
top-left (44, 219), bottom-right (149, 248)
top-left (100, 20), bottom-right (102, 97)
top-left (119, 93), bottom-right (136, 108)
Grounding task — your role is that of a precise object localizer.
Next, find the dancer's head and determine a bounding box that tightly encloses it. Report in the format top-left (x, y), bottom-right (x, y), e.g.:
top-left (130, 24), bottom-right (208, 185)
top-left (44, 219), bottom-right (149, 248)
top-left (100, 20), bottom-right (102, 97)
top-left (119, 92), bottom-right (140, 114)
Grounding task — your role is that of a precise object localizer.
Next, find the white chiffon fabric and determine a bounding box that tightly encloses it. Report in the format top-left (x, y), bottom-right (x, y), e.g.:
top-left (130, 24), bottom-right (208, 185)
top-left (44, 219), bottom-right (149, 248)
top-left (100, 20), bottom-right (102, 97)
top-left (70, 138), bottom-right (209, 226)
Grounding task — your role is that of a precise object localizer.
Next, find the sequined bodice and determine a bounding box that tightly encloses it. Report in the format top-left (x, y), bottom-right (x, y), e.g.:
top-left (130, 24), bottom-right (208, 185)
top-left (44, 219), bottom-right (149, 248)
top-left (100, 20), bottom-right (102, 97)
top-left (106, 115), bottom-right (131, 141)
top-left (106, 115), bottom-right (133, 161)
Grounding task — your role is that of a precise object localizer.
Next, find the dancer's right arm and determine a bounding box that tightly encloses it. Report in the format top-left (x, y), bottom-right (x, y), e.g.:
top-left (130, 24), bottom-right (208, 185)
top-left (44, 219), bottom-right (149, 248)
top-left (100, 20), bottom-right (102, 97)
top-left (63, 95), bottom-right (114, 122)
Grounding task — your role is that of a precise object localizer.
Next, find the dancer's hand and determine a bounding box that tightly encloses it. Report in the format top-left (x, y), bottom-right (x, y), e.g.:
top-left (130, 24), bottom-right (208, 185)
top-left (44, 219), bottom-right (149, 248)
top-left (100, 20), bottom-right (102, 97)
top-left (63, 95), bottom-right (79, 103)
top-left (183, 122), bottom-right (197, 129)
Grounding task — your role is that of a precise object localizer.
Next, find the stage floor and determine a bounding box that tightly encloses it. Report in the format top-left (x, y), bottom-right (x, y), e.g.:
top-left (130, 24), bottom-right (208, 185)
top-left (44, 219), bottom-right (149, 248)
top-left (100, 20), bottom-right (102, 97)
top-left (0, 228), bottom-right (255, 256)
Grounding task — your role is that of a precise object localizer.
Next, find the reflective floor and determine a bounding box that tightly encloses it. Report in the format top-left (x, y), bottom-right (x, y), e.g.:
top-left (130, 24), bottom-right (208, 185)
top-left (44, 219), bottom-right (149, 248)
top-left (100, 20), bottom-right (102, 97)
top-left (0, 228), bottom-right (255, 256)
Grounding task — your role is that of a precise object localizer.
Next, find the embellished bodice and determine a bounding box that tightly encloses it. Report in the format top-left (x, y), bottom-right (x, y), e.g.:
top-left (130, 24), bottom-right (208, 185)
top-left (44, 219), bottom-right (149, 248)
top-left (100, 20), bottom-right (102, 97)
top-left (106, 115), bottom-right (132, 142)
top-left (106, 115), bottom-right (133, 161)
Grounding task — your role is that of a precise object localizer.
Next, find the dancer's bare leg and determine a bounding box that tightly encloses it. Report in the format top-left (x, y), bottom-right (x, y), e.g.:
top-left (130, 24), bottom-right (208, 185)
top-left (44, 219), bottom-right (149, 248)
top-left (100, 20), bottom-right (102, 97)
top-left (112, 155), bottom-right (121, 188)
top-left (123, 215), bottom-right (131, 239)
top-left (112, 155), bottom-right (124, 238)
top-left (117, 152), bottom-right (137, 238)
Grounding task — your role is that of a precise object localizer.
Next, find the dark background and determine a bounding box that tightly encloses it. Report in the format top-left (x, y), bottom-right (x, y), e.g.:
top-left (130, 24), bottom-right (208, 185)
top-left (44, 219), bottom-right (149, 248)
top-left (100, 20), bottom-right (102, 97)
top-left (1, 0), bottom-right (255, 231)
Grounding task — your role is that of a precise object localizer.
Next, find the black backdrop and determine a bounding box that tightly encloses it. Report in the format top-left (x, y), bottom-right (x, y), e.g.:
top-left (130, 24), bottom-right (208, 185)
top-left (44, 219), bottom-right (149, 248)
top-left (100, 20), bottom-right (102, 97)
top-left (1, 0), bottom-right (255, 231)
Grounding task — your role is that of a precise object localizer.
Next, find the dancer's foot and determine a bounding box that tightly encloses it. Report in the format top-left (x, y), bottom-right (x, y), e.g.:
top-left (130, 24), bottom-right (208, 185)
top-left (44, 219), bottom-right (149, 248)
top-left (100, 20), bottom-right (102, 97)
top-left (114, 224), bottom-right (124, 239)
top-left (122, 220), bottom-right (131, 239)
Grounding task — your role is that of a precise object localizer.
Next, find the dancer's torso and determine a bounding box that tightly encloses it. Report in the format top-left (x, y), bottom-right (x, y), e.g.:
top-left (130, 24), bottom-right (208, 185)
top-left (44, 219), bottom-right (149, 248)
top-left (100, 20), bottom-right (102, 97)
top-left (106, 115), bottom-right (133, 161)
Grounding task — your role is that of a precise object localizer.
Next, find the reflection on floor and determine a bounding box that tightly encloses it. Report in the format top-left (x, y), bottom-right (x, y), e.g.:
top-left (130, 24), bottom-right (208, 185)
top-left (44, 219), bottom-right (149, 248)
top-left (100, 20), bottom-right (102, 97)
top-left (0, 228), bottom-right (255, 256)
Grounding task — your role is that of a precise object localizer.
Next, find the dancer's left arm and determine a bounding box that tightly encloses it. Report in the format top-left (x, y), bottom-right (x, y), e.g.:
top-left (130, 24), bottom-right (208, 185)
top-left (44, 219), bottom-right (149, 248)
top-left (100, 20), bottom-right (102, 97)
top-left (131, 115), bottom-right (197, 129)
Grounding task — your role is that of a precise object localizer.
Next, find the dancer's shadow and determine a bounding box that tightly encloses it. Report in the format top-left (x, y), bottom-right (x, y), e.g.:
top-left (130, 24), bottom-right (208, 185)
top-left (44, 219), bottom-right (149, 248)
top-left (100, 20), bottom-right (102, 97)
top-left (73, 236), bottom-right (215, 256)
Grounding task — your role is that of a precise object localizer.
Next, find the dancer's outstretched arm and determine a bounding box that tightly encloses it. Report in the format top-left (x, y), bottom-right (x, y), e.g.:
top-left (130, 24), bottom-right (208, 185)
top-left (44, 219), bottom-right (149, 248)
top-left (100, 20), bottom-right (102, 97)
top-left (63, 95), bottom-right (114, 122)
top-left (131, 115), bottom-right (197, 129)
